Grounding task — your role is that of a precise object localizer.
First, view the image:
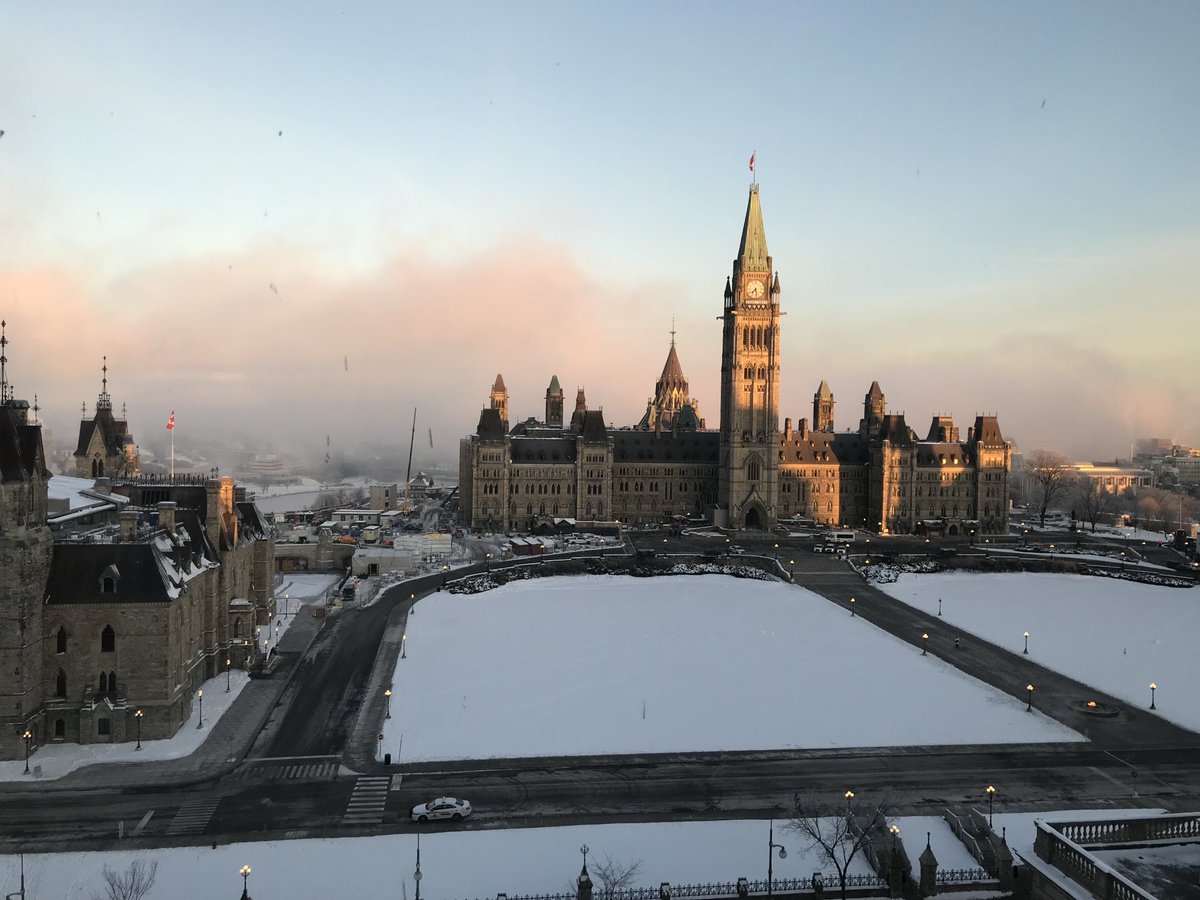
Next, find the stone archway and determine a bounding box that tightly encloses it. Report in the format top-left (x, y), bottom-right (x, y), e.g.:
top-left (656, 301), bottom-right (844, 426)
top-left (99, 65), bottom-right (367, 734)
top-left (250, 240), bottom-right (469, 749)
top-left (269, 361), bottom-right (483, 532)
top-left (744, 507), bottom-right (763, 530)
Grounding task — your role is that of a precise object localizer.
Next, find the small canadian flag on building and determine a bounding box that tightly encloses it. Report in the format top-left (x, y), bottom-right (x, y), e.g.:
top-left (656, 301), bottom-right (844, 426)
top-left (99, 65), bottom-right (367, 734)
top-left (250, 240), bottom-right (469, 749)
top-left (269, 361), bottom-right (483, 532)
top-left (166, 411), bottom-right (175, 430)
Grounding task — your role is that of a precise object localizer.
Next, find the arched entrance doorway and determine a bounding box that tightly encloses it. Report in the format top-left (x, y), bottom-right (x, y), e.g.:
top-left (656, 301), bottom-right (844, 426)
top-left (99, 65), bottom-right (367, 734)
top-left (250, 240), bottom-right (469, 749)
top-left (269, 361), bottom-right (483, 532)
top-left (744, 507), bottom-right (762, 529)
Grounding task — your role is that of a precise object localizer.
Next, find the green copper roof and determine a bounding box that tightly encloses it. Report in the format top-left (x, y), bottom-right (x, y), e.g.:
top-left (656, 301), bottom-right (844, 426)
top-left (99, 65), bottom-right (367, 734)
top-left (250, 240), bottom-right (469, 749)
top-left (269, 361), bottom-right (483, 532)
top-left (738, 185), bottom-right (769, 272)
top-left (548, 374), bottom-right (561, 393)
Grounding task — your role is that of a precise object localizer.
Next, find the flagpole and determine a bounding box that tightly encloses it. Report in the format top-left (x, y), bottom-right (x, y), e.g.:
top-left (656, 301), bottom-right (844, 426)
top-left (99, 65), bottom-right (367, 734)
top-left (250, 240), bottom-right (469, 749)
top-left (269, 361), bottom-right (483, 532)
top-left (170, 418), bottom-right (175, 483)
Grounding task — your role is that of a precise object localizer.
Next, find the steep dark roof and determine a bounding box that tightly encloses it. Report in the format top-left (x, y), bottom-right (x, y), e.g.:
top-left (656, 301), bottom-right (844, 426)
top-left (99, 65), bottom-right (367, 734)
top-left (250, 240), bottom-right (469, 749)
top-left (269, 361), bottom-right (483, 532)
top-left (780, 431), bottom-right (869, 466)
top-left (510, 437), bottom-right (577, 464)
top-left (492, 373), bottom-right (506, 392)
top-left (866, 381), bottom-right (884, 400)
top-left (580, 410), bottom-right (608, 442)
top-left (236, 501), bottom-right (270, 539)
top-left (46, 543), bottom-right (171, 604)
top-left (476, 407), bottom-right (506, 439)
top-left (971, 415), bottom-right (1005, 446)
top-left (0, 405), bottom-right (47, 483)
top-left (547, 375), bottom-right (562, 394)
top-left (613, 430), bottom-right (719, 463)
top-left (673, 403), bottom-right (700, 430)
top-left (877, 414), bottom-right (914, 444)
top-left (915, 443), bottom-right (975, 466)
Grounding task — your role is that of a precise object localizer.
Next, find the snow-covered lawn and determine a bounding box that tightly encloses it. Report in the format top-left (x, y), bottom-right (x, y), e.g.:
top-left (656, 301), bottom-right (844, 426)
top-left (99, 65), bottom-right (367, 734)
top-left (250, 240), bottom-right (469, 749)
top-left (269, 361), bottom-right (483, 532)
top-left (0, 817), bottom-right (896, 899)
top-left (385, 575), bottom-right (1081, 762)
top-left (878, 573), bottom-right (1200, 732)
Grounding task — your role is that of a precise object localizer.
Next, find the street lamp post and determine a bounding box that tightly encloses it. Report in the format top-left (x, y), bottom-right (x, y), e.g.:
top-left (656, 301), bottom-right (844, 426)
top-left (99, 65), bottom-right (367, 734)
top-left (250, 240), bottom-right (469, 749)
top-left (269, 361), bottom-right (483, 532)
top-left (134, 708), bottom-right (143, 751)
top-left (196, 689), bottom-right (203, 729)
top-left (1023, 631), bottom-right (1030, 655)
top-left (485, 552), bottom-right (492, 572)
top-left (849, 596), bottom-right (855, 617)
top-left (1026, 683), bottom-right (1034, 712)
top-left (226, 658), bottom-right (232, 692)
top-left (938, 597), bottom-right (942, 617)
top-left (921, 633), bottom-right (929, 655)
top-left (985, 785), bottom-right (996, 828)
top-left (441, 564), bottom-right (449, 587)
top-left (384, 688), bottom-right (392, 719)
top-left (239, 864), bottom-right (251, 900)
top-left (22, 729), bottom-right (32, 775)
top-left (844, 789), bottom-right (854, 812)
top-left (414, 828), bottom-right (422, 900)
top-left (401, 632), bottom-right (407, 659)
top-left (766, 819), bottom-right (787, 899)
top-left (1149, 682), bottom-right (1157, 710)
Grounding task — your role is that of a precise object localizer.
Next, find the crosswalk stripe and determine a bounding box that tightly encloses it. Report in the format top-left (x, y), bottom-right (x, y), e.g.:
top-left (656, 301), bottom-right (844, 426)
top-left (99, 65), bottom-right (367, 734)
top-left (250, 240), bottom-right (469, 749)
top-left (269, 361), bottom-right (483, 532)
top-left (342, 776), bottom-right (391, 826)
top-left (166, 799), bottom-right (220, 836)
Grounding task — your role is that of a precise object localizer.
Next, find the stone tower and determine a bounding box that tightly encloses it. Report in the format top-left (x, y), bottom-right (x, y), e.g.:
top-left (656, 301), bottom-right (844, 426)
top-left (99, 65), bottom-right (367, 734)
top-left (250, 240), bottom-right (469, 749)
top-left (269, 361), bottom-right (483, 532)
top-left (860, 381), bottom-right (886, 437)
top-left (489, 374), bottom-right (509, 430)
top-left (545, 375), bottom-right (564, 428)
top-left (0, 322), bottom-right (53, 759)
top-left (813, 380), bottom-right (835, 432)
top-left (73, 357), bottom-right (139, 479)
top-left (639, 332), bottom-right (702, 430)
top-left (718, 184), bottom-right (781, 529)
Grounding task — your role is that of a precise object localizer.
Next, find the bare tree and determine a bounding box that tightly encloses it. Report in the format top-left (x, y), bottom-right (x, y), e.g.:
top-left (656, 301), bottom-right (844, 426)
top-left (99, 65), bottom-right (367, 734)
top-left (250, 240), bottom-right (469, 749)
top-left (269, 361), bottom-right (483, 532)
top-left (591, 853), bottom-right (643, 899)
top-left (789, 792), bottom-right (891, 900)
top-left (1074, 479), bottom-right (1115, 533)
top-left (94, 859), bottom-right (158, 900)
top-left (1025, 450), bottom-right (1075, 527)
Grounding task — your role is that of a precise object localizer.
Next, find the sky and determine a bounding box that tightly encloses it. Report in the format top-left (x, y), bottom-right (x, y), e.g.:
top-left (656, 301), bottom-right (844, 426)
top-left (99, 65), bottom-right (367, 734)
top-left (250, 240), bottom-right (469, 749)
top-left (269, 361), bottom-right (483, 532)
top-left (2, 1), bottom-right (1198, 467)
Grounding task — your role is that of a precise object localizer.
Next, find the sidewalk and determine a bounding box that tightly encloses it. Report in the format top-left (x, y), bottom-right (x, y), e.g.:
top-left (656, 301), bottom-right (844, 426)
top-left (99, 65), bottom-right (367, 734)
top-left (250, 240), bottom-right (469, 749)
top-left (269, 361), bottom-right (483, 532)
top-left (0, 606), bottom-right (326, 794)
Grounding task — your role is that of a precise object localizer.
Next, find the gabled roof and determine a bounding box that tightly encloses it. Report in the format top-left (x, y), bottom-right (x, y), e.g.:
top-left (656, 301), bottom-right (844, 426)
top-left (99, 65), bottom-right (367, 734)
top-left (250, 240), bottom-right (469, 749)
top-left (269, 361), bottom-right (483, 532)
top-left (74, 407), bottom-right (127, 458)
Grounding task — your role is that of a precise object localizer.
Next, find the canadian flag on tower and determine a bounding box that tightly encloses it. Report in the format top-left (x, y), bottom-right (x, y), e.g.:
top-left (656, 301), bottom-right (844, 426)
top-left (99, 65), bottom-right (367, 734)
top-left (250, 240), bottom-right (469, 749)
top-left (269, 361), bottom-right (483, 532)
top-left (166, 411), bottom-right (175, 431)
top-left (748, 151), bottom-right (755, 174)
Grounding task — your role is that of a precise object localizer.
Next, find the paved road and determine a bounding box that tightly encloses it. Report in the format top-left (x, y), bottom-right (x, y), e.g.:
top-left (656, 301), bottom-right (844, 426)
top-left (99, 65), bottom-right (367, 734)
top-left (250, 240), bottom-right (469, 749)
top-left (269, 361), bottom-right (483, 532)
top-left (2, 539), bottom-right (1198, 853)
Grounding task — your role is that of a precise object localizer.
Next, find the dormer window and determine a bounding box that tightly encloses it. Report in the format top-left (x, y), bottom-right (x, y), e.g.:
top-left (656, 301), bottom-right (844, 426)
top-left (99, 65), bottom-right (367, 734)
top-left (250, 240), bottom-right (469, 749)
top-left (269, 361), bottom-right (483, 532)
top-left (99, 563), bottom-right (120, 595)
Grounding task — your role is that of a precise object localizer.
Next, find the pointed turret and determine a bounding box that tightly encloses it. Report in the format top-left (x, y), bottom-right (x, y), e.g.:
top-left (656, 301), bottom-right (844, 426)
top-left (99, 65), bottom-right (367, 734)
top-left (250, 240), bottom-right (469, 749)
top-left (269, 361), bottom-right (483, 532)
top-left (638, 337), bottom-right (701, 430)
top-left (74, 357), bottom-right (138, 478)
top-left (737, 185), bottom-right (770, 272)
top-left (813, 380), bottom-right (835, 433)
top-left (489, 374), bottom-right (509, 429)
top-left (545, 375), bottom-right (564, 428)
top-left (860, 381), bottom-right (886, 437)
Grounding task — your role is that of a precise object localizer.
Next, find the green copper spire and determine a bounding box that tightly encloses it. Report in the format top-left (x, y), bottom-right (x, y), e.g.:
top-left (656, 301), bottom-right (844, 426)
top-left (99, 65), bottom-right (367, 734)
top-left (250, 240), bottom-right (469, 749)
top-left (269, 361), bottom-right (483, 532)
top-left (737, 185), bottom-right (769, 272)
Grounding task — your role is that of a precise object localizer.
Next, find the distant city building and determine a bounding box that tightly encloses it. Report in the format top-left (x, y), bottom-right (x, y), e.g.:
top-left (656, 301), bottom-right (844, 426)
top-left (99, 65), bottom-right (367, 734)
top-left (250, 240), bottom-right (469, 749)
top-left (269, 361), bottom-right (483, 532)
top-left (1070, 462), bottom-right (1154, 495)
top-left (460, 184), bottom-right (1012, 536)
top-left (0, 325), bottom-right (274, 759)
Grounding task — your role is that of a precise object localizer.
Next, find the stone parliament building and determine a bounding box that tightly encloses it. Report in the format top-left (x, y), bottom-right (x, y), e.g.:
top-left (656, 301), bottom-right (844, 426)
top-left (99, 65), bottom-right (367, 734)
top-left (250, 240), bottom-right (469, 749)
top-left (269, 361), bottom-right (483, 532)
top-left (459, 185), bottom-right (1012, 537)
top-left (0, 329), bottom-right (275, 761)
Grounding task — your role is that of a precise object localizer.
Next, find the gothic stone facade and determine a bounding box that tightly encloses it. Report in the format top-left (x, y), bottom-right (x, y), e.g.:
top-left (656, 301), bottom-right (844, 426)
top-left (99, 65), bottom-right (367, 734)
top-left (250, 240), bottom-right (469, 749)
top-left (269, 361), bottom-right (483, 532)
top-left (0, 331), bottom-right (274, 759)
top-left (459, 185), bottom-right (1011, 537)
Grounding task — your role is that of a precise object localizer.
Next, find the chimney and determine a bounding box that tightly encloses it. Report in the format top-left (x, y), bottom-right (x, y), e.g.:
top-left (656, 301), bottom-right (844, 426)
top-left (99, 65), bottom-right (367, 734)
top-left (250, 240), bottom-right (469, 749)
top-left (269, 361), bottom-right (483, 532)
top-left (205, 479), bottom-right (222, 548)
top-left (157, 500), bottom-right (177, 531)
top-left (94, 477), bottom-right (112, 496)
top-left (119, 510), bottom-right (138, 541)
top-left (784, 417), bottom-right (792, 440)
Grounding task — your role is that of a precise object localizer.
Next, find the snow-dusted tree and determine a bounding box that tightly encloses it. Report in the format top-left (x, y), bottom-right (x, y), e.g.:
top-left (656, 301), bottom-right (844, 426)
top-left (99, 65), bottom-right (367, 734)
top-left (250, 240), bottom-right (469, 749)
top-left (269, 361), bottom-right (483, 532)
top-left (1025, 450), bottom-right (1075, 527)
top-left (591, 853), bottom-right (643, 899)
top-left (1074, 479), bottom-right (1115, 533)
top-left (789, 792), bottom-right (891, 900)
top-left (94, 859), bottom-right (158, 900)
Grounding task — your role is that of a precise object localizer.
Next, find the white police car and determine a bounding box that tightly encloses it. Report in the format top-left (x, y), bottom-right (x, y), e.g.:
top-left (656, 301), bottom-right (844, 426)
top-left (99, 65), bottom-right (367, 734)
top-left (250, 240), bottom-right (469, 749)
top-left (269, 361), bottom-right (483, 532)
top-left (411, 796), bottom-right (472, 823)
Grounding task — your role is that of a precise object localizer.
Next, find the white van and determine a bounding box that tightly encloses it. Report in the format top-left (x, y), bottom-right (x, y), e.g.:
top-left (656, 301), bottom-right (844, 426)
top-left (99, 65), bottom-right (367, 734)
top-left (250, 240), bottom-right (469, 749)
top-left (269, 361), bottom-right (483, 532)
top-left (823, 530), bottom-right (855, 545)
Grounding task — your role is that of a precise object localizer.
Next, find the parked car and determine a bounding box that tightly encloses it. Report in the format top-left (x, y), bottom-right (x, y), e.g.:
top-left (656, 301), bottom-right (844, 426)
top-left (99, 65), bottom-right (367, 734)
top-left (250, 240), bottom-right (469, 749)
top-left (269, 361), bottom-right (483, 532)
top-left (411, 797), bottom-right (472, 823)
top-left (728, 545), bottom-right (746, 555)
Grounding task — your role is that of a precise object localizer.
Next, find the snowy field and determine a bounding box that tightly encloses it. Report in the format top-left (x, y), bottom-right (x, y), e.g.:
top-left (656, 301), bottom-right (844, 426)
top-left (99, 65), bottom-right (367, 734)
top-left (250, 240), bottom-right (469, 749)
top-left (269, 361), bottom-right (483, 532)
top-left (384, 575), bottom-right (1081, 762)
top-left (878, 573), bottom-right (1200, 732)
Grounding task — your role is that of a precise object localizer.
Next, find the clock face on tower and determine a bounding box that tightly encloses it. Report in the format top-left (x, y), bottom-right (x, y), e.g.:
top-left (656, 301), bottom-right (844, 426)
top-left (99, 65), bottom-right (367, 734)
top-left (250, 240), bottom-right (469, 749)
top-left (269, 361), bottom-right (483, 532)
top-left (745, 279), bottom-right (765, 299)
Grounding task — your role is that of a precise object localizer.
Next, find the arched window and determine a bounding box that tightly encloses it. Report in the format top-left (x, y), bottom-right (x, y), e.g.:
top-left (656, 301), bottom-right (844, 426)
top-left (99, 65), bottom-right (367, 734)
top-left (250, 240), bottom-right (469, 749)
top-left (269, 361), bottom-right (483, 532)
top-left (54, 719), bottom-right (65, 739)
top-left (747, 457), bottom-right (761, 482)
top-left (99, 671), bottom-right (109, 692)
top-left (110, 670), bottom-right (117, 693)
top-left (234, 619), bottom-right (244, 638)
top-left (55, 669), bottom-right (67, 698)
top-left (100, 625), bottom-right (115, 653)
top-left (102, 577), bottom-right (115, 594)
top-left (56, 626), bottom-right (67, 654)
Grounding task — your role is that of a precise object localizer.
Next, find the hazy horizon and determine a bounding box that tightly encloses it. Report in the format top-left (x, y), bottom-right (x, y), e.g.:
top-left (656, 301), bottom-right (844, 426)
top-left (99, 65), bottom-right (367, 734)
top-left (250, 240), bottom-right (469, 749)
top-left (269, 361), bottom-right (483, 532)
top-left (4, 2), bottom-right (1198, 465)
